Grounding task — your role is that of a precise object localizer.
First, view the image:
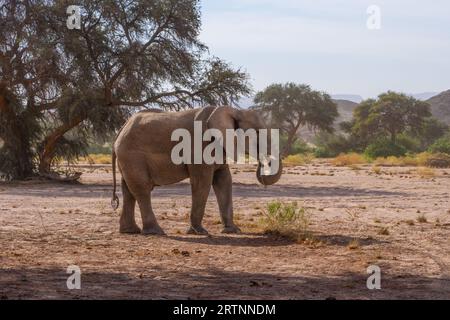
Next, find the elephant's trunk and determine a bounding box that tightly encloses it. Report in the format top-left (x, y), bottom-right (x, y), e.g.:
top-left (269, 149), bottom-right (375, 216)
top-left (256, 157), bottom-right (282, 185)
top-left (256, 127), bottom-right (282, 186)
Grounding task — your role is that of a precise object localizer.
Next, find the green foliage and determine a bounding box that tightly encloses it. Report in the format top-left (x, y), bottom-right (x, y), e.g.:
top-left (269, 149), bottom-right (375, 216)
top-left (313, 132), bottom-right (352, 158)
top-left (254, 83), bottom-right (338, 156)
top-left (87, 142), bottom-right (113, 155)
top-left (280, 135), bottom-right (311, 155)
top-left (0, 0), bottom-right (250, 178)
top-left (260, 201), bottom-right (312, 241)
top-left (395, 134), bottom-right (421, 153)
top-left (364, 138), bottom-right (407, 159)
top-left (415, 118), bottom-right (449, 150)
top-left (349, 92), bottom-right (431, 146)
top-left (428, 134), bottom-right (450, 154)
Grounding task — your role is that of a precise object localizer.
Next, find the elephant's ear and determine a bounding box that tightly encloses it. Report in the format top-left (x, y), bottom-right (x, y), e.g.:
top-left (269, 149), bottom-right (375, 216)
top-left (194, 106), bottom-right (217, 132)
top-left (206, 106), bottom-right (242, 132)
top-left (206, 106), bottom-right (243, 160)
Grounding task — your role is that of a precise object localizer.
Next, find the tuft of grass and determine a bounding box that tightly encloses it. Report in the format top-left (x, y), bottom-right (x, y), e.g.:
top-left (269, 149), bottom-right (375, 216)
top-left (416, 167), bottom-right (435, 178)
top-left (260, 201), bottom-right (313, 242)
top-left (372, 165), bottom-right (382, 174)
top-left (405, 219), bottom-right (415, 226)
top-left (331, 153), bottom-right (367, 167)
top-left (378, 227), bottom-right (390, 235)
top-left (417, 214), bottom-right (428, 223)
top-left (347, 239), bottom-right (360, 250)
top-left (283, 154), bottom-right (314, 166)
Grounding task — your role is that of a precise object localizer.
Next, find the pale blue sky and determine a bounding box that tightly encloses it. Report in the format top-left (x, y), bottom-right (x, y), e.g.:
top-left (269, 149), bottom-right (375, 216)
top-left (200, 0), bottom-right (450, 99)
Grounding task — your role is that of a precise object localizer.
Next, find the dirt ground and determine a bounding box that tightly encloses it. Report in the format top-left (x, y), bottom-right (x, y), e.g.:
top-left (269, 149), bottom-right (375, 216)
top-left (1, 161), bottom-right (450, 299)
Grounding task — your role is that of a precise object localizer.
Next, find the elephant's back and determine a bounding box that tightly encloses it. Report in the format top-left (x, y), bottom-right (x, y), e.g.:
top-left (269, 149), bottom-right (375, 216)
top-left (114, 109), bottom-right (197, 156)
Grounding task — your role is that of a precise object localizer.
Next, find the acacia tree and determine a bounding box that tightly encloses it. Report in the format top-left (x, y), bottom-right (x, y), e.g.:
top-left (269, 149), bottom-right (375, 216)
top-left (0, 0), bottom-right (66, 179)
top-left (254, 83), bottom-right (338, 156)
top-left (0, 0), bottom-right (251, 179)
top-left (348, 92), bottom-right (431, 144)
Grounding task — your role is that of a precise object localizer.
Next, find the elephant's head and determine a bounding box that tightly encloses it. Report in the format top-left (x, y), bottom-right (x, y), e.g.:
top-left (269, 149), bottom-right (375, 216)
top-left (200, 106), bottom-right (282, 186)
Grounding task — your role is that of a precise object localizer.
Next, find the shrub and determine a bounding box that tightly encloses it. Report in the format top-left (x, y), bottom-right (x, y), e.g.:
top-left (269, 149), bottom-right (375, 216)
top-left (280, 135), bottom-right (312, 155)
top-left (313, 132), bottom-right (352, 158)
top-left (83, 154), bottom-right (112, 164)
top-left (260, 201), bottom-right (312, 242)
top-left (331, 153), bottom-right (367, 166)
top-left (396, 134), bottom-right (421, 153)
top-left (373, 155), bottom-right (418, 166)
top-left (428, 135), bottom-right (450, 154)
top-left (425, 153), bottom-right (450, 168)
top-left (283, 153), bottom-right (314, 166)
top-left (364, 138), bottom-right (407, 159)
top-left (416, 167), bottom-right (436, 177)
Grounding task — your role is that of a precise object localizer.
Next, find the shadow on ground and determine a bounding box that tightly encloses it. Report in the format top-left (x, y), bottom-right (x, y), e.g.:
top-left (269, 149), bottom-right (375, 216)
top-left (0, 181), bottom-right (408, 199)
top-left (166, 233), bottom-right (387, 248)
top-left (1, 266), bottom-right (449, 299)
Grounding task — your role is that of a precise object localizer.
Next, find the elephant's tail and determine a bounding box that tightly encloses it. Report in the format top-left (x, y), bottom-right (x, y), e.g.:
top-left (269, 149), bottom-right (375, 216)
top-left (111, 147), bottom-right (119, 210)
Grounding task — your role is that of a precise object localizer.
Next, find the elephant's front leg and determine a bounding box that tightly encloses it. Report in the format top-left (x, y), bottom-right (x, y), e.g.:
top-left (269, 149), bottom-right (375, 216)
top-left (187, 166), bottom-right (214, 235)
top-left (213, 166), bottom-right (241, 234)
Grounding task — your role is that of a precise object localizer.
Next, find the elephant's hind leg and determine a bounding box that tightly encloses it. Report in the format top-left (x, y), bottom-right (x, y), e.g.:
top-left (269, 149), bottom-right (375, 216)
top-left (136, 194), bottom-right (165, 235)
top-left (122, 167), bottom-right (165, 235)
top-left (119, 178), bottom-right (141, 234)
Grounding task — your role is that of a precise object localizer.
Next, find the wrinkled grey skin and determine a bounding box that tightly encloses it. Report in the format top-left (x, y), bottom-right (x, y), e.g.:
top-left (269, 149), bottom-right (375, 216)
top-left (112, 106), bottom-right (282, 235)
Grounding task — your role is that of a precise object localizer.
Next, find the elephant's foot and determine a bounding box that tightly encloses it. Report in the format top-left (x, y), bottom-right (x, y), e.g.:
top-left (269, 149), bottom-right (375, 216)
top-left (222, 225), bottom-right (241, 234)
top-left (119, 223), bottom-right (141, 234)
top-left (187, 225), bottom-right (209, 235)
top-left (142, 225), bottom-right (166, 236)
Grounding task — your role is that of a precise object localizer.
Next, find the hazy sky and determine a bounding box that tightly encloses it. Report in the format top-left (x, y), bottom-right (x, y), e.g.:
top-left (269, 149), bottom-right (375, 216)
top-left (200, 0), bottom-right (450, 99)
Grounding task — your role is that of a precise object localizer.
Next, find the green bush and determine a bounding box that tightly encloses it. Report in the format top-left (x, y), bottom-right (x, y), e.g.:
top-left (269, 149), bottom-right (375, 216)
top-left (428, 135), bottom-right (450, 154)
top-left (364, 138), bottom-right (407, 158)
top-left (396, 134), bottom-right (421, 153)
top-left (313, 132), bottom-right (352, 158)
top-left (260, 201), bottom-right (312, 241)
top-left (280, 135), bottom-right (311, 155)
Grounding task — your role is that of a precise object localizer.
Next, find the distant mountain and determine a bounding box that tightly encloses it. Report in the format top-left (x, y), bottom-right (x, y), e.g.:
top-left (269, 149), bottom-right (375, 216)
top-left (333, 99), bottom-right (359, 125)
top-left (298, 99), bottom-right (359, 142)
top-left (331, 94), bottom-right (363, 103)
top-left (426, 90), bottom-right (450, 125)
top-left (411, 92), bottom-right (439, 101)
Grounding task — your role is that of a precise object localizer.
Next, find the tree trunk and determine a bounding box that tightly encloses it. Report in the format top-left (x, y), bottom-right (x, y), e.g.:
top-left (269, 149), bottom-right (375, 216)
top-left (390, 131), bottom-right (396, 143)
top-left (38, 116), bottom-right (84, 173)
top-left (282, 129), bottom-right (299, 157)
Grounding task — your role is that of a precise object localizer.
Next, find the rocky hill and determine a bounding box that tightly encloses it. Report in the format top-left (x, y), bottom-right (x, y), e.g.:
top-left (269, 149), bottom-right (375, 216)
top-left (426, 90), bottom-right (450, 125)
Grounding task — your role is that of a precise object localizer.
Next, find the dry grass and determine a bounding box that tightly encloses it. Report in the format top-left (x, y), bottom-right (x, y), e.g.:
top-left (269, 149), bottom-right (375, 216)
top-left (347, 239), bottom-right (360, 250)
top-left (331, 153), bottom-right (367, 166)
top-left (259, 201), bottom-right (313, 242)
top-left (378, 227), bottom-right (390, 235)
top-left (371, 165), bottom-right (382, 174)
top-left (82, 154), bottom-right (112, 164)
top-left (283, 154), bottom-right (314, 166)
top-left (373, 152), bottom-right (441, 167)
top-left (416, 167), bottom-right (436, 178)
top-left (417, 214), bottom-right (428, 223)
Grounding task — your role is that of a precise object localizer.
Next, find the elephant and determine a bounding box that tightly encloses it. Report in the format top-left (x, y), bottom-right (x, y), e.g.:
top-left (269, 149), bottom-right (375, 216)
top-left (111, 106), bottom-right (282, 235)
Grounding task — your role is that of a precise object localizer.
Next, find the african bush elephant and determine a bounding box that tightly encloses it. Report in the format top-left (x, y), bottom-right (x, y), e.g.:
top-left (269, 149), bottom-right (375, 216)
top-left (111, 106), bottom-right (282, 235)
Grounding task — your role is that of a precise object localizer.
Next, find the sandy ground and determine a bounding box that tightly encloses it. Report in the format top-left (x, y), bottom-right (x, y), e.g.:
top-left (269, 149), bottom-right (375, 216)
top-left (0, 161), bottom-right (449, 300)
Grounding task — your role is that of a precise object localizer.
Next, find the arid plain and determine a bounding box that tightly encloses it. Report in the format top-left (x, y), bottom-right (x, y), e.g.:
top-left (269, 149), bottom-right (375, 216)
top-left (1, 161), bottom-right (449, 299)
